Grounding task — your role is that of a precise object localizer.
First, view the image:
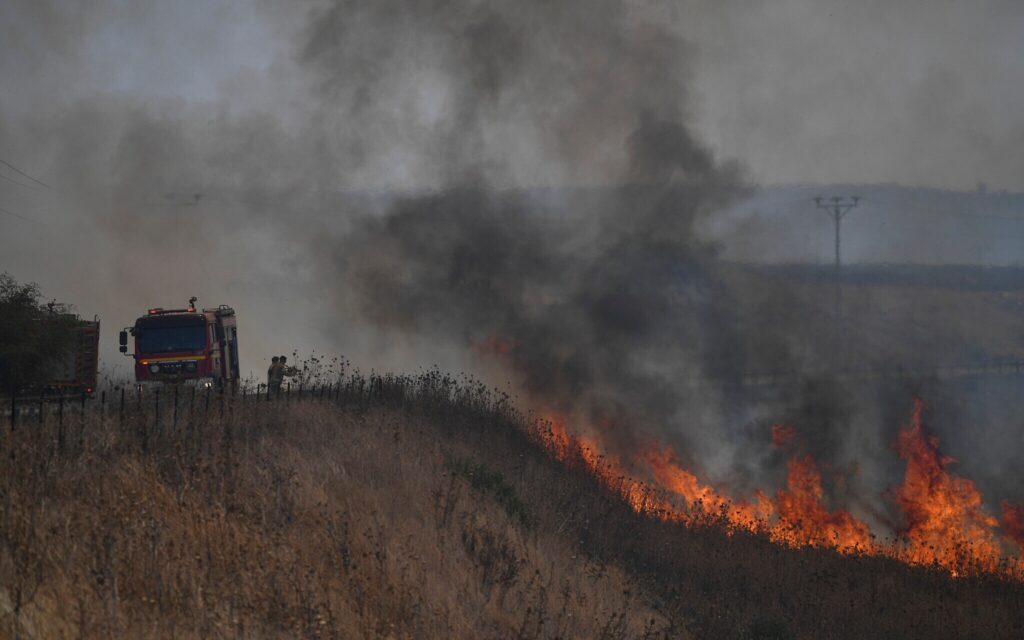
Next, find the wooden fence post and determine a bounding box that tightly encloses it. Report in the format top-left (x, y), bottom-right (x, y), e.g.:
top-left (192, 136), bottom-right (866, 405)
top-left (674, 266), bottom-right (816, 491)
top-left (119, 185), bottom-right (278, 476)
top-left (79, 390), bottom-right (87, 452)
top-left (58, 389), bottom-right (65, 453)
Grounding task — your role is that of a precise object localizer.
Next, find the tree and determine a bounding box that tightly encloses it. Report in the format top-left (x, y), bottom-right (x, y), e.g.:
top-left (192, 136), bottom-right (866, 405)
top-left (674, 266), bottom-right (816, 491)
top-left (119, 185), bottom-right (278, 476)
top-left (0, 273), bottom-right (79, 393)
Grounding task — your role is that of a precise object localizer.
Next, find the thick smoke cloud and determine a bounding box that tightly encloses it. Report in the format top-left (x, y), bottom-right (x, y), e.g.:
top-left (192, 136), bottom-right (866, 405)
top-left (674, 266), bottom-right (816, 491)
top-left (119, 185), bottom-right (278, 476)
top-left (300, 0), bottom-right (762, 468)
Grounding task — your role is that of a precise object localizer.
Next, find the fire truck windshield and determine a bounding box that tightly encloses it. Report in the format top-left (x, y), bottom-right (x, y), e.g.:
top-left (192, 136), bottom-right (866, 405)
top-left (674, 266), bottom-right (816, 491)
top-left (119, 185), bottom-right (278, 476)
top-left (136, 323), bottom-right (206, 354)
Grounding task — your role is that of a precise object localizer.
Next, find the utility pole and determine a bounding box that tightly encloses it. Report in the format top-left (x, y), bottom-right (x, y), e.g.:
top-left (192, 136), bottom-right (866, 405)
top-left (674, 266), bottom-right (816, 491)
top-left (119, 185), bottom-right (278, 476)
top-left (814, 195), bottom-right (860, 368)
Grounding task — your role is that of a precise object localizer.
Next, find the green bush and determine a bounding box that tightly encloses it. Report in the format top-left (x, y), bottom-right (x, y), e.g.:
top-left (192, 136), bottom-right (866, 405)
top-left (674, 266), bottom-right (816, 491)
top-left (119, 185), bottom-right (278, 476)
top-left (446, 456), bottom-right (533, 528)
top-left (0, 273), bottom-right (78, 393)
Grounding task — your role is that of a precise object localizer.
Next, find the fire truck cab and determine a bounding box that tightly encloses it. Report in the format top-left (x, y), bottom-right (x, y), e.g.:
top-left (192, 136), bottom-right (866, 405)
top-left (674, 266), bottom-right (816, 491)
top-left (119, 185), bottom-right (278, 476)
top-left (120, 298), bottom-right (240, 388)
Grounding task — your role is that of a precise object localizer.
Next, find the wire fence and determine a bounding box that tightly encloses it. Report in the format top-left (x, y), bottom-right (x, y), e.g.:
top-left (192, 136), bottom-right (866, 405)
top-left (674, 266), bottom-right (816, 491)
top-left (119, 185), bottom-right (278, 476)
top-left (3, 380), bottom-right (346, 434)
top-left (1, 370), bottom-right (523, 449)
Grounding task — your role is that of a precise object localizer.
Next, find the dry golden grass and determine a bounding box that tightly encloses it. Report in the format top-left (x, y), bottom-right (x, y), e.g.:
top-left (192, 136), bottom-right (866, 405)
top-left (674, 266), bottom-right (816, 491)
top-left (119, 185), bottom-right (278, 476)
top-left (2, 375), bottom-right (1023, 639)
top-left (0, 389), bottom-right (672, 639)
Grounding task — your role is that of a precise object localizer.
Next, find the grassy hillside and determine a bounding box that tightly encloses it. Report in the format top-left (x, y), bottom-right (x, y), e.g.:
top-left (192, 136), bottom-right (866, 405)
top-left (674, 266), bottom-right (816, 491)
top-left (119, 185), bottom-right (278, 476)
top-left (2, 376), bottom-right (1023, 639)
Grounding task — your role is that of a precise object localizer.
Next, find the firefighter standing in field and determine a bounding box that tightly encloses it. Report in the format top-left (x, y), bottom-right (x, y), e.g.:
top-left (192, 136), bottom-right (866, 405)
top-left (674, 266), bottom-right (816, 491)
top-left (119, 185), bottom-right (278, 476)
top-left (267, 356), bottom-right (280, 392)
top-left (269, 355), bottom-right (297, 395)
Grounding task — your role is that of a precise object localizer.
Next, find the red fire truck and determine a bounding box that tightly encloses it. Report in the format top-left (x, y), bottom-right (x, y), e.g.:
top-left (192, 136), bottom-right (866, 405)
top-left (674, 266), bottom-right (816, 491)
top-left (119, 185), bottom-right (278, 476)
top-left (5, 314), bottom-right (99, 401)
top-left (120, 298), bottom-right (240, 388)
top-left (55, 316), bottom-right (101, 395)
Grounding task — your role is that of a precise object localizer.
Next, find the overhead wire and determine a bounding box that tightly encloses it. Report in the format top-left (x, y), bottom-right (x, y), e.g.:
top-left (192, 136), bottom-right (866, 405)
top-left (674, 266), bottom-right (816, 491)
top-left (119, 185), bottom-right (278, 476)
top-left (0, 171), bottom-right (44, 191)
top-left (0, 204), bottom-right (46, 226)
top-left (1, 156), bottom-right (209, 208)
top-left (0, 158), bottom-right (56, 231)
top-left (0, 159), bottom-right (52, 227)
top-left (0, 158), bottom-right (56, 190)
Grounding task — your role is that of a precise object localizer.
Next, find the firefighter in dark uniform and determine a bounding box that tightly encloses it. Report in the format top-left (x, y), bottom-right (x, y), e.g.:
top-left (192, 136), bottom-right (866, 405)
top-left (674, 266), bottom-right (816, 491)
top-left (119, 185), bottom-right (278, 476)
top-left (267, 356), bottom-right (281, 394)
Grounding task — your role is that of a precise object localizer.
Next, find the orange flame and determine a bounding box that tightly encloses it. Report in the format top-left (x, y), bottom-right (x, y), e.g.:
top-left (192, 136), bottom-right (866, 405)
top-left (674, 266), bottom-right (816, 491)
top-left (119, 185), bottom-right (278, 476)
top-left (894, 398), bottom-right (1003, 571)
top-left (532, 400), bottom-right (1022, 578)
top-left (642, 446), bottom-right (770, 529)
top-left (538, 414), bottom-right (663, 514)
top-left (642, 432), bottom-right (873, 551)
top-left (774, 455), bottom-right (873, 552)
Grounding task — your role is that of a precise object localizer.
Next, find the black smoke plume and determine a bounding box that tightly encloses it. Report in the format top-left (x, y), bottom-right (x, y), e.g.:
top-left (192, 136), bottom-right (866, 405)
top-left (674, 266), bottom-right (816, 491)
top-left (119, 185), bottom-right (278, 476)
top-left (302, 0), bottom-right (759, 464)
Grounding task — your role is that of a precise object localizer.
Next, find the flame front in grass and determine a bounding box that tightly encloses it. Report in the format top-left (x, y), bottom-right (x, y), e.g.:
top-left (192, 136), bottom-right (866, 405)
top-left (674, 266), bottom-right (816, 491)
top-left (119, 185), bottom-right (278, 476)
top-left (539, 414), bottom-right (662, 514)
top-left (548, 419), bottom-right (875, 553)
top-left (774, 455), bottom-right (873, 552)
top-left (534, 401), bottom-right (1023, 578)
top-left (643, 428), bottom-right (873, 550)
top-left (894, 398), bottom-right (1002, 571)
top-left (642, 446), bottom-right (770, 529)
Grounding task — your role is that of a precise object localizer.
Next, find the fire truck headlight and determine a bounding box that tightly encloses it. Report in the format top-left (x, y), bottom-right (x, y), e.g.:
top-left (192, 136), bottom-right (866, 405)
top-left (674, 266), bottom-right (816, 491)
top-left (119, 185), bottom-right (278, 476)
top-left (149, 363), bottom-right (160, 374)
top-left (184, 361), bottom-right (197, 372)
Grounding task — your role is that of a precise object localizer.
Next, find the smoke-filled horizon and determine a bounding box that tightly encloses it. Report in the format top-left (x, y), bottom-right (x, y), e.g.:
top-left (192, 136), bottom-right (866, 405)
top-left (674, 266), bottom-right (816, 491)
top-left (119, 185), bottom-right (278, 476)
top-left (3, 0), bottom-right (1024, 541)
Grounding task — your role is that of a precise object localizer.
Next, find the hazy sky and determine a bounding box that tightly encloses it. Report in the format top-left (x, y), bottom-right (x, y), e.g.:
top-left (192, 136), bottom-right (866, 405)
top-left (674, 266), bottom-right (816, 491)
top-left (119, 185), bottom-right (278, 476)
top-left (683, 0), bottom-right (1024, 191)
top-left (3, 0), bottom-right (1022, 190)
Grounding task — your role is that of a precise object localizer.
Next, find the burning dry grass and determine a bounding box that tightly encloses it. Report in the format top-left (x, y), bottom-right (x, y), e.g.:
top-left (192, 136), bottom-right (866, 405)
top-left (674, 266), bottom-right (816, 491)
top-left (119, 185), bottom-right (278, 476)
top-left (1, 374), bottom-right (1023, 639)
top-left (541, 398), bottom-right (1024, 577)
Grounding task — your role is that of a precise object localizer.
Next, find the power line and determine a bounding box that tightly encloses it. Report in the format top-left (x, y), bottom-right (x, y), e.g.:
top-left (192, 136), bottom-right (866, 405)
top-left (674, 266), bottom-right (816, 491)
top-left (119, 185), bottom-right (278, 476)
top-left (0, 159), bottom-right (208, 208)
top-left (0, 204), bottom-right (45, 226)
top-left (0, 158), bottom-right (55, 190)
top-left (0, 171), bottom-right (43, 192)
